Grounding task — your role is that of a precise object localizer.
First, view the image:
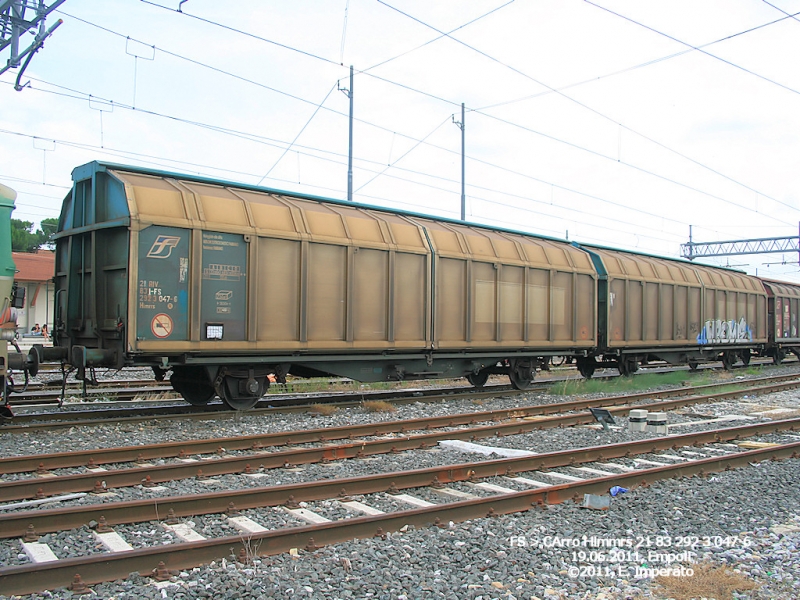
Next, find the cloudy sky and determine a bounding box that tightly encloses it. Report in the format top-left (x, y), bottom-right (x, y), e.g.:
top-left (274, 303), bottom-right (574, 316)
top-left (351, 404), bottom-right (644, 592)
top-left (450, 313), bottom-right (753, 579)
top-left (2, 0), bottom-right (800, 281)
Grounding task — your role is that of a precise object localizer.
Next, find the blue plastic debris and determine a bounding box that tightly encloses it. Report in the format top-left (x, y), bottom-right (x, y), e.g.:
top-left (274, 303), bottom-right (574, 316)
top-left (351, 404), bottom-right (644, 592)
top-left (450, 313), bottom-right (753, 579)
top-left (609, 486), bottom-right (628, 497)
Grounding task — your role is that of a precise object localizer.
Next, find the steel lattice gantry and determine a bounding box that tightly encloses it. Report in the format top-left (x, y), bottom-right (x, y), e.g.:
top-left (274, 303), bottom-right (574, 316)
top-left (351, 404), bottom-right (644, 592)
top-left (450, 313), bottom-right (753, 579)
top-left (0, 0), bottom-right (64, 79)
top-left (681, 232), bottom-right (800, 262)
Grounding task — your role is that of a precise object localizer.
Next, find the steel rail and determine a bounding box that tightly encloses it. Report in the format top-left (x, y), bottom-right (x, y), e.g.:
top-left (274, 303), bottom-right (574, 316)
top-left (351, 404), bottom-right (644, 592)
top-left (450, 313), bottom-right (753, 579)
top-left (1, 383), bottom-right (527, 430)
top-left (12, 380), bottom-right (513, 407)
top-left (19, 378), bottom-right (166, 391)
top-left (9, 382), bottom-right (174, 406)
top-left (1, 378), bottom-right (798, 502)
top-left (0, 439), bottom-right (797, 595)
top-left (12, 385), bottom-right (175, 404)
top-left (1, 417), bottom-right (797, 540)
top-left (4, 365), bottom-right (796, 429)
top-left (1, 372), bottom-right (797, 473)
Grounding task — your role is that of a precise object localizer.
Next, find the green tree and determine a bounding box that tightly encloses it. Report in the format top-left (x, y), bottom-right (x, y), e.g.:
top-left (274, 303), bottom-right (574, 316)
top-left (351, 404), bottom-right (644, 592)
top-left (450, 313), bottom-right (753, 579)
top-left (39, 218), bottom-right (58, 249)
top-left (10, 218), bottom-right (57, 252)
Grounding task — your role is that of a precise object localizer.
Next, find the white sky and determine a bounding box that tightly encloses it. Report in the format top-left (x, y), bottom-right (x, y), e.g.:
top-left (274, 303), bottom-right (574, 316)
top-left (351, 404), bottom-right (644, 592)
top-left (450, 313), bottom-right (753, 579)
top-left (2, 0), bottom-right (800, 281)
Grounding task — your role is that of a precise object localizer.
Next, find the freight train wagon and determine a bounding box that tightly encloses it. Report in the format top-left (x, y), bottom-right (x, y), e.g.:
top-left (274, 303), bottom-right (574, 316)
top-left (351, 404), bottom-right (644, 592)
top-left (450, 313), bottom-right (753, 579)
top-left (47, 161), bottom-right (790, 410)
top-left (577, 244), bottom-right (768, 376)
top-left (52, 162), bottom-right (598, 409)
top-left (761, 279), bottom-right (800, 363)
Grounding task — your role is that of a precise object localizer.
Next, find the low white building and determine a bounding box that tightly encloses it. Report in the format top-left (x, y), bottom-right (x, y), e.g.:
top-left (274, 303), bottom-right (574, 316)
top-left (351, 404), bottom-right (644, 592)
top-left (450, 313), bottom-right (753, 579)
top-left (12, 251), bottom-right (55, 336)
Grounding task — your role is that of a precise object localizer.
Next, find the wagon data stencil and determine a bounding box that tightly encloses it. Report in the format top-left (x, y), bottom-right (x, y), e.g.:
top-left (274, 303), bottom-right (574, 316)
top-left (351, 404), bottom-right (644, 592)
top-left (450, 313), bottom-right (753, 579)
top-left (201, 231), bottom-right (247, 341)
top-left (136, 226), bottom-right (189, 341)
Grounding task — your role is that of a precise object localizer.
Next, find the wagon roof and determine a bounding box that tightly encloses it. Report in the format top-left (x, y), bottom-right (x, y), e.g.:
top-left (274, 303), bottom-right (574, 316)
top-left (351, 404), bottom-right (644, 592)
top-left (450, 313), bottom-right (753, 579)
top-left (73, 160), bottom-right (578, 246)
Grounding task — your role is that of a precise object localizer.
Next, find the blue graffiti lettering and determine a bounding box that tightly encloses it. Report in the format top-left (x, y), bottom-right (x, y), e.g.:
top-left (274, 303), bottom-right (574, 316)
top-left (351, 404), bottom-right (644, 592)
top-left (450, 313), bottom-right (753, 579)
top-left (696, 318), bottom-right (752, 345)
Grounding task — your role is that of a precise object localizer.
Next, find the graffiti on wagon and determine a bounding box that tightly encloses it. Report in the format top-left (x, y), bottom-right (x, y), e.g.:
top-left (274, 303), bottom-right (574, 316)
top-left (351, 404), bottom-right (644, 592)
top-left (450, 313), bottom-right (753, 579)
top-left (696, 318), bottom-right (752, 344)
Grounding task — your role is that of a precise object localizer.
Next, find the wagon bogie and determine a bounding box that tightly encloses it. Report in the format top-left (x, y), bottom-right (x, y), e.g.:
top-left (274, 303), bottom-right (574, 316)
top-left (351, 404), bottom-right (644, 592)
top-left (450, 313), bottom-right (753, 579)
top-left (576, 356), bottom-right (597, 379)
top-left (617, 355), bottom-right (640, 377)
top-left (507, 358), bottom-right (536, 390)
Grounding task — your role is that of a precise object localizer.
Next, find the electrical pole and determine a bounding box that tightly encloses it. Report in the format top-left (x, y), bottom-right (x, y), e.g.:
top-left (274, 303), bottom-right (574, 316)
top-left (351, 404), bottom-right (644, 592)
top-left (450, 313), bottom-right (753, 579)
top-left (1, 1), bottom-right (65, 84)
top-left (338, 65), bottom-right (354, 201)
top-left (452, 103), bottom-right (465, 220)
top-left (348, 65), bottom-right (354, 202)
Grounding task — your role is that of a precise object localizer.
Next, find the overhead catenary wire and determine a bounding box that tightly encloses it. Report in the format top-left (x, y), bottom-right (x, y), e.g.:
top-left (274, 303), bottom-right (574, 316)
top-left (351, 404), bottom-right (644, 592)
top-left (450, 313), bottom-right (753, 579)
top-left (0, 77), bottom-right (766, 249)
top-left (137, 0), bottom-right (340, 67)
top-left (0, 122), bottom-right (690, 248)
top-left (583, 0), bottom-right (800, 101)
top-left (7, 6), bottom-right (792, 255)
top-left (475, 6), bottom-right (800, 111)
top-left (54, 7), bottom-right (797, 233)
top-left (362, 0), bottom-right (516, 73)
top-left (761, 0), bottom-right (800, 22)
top-left (257, 83), bottom-right (336, 185)
top-left (376, 0), bottom-right (800, 219)
top-left (104, 4), bottom-right (795, 225)
top-left (471, 110), bottom-right (796, 229)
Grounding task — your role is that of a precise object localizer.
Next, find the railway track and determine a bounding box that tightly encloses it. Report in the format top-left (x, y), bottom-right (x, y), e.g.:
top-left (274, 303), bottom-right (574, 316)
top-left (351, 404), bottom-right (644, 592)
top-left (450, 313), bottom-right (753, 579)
top-left (6, 380), bottom-right (173, 407)
top-left (8, 375), bottom-right (373, 405)
top-left (4, 357), bottom-right (791, 418)
top-left (0, 372), bottom-right (797, 505)
top-left (6, 354), bottom-right (788, 403)
top-left (1, 418), bottom-right (797, 595)
top-left (1, 368), bottom-right (797, 434)
top-left (0, 383), bottom-right (530, 430)
top-left (0, 370), bottom-right (797, 471)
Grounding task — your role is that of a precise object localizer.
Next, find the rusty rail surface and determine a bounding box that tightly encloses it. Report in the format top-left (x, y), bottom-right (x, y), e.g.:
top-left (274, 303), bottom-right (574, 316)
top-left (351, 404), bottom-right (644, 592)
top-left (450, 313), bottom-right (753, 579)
top-left (1, 377), bottom-right (797, 503)
top-left (2, 373), bottom-right (796, 473)
top-left (1, 417), bottom-right (797, 539)
top-left (0, 383), bottom-right (528, 430)
top-left (0, 438), bottom-right (797, 595)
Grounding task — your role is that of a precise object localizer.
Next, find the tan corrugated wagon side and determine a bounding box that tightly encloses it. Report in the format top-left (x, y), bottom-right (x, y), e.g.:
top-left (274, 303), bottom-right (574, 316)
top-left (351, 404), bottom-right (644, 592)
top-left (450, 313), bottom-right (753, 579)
top-left (54, 162), bottom-right (597, 408)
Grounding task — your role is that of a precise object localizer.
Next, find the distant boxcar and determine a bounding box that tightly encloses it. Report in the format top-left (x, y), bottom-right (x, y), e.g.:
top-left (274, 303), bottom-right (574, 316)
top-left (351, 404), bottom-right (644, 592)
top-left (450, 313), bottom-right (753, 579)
top-left (761, 279), bottom-right (800, 363)
top-left (578, 245), bottom-right (768, 375)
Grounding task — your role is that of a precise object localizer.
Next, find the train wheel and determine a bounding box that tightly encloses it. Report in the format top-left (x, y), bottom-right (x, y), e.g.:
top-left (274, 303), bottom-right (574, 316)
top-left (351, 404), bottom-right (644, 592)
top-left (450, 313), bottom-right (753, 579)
top-left (577, 357), bottom-right (597, 379)
top-left (773, 349), bottom-right (786, 365)
top-left (721, 351), bottom-right (735, 371)
top-left (508, 359), bottom-right (535, 390)
top-left (218, 374), bottom-right (268, 411)
top-left (688, 360), bottom-right (699, 371)
top-left (739, 351), bottom-right (751, 366)
top-left (178, 384), bottom-right (215, 406)
top-left (467, 370), bottom-right (490, 388)
top-left (617, 358), bottom-right (638, 377)
top-left (220, 391), bottom-right (260, 411)
top-left (171, 367), bottom-right (215, 407)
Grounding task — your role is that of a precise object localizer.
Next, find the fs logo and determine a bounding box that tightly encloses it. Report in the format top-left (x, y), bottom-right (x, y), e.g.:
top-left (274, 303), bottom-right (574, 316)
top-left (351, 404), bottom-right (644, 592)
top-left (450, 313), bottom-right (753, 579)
top-left (147, 235), bottom-right (181, 259)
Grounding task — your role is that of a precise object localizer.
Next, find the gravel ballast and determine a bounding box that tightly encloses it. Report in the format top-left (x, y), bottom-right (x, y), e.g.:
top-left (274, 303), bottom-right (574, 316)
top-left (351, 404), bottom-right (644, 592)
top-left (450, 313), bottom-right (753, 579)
top-left (1, 365), bottom-right (799, 599)
top-left (3, 459), bottom-right (800, 599)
